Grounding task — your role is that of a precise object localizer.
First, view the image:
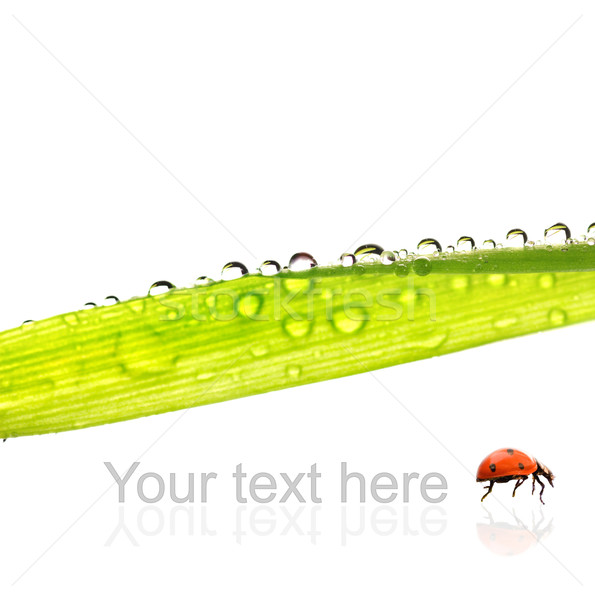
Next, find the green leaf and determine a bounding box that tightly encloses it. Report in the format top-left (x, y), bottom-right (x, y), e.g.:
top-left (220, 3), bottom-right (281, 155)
top-left (1, 243), bottom-right (595, 437)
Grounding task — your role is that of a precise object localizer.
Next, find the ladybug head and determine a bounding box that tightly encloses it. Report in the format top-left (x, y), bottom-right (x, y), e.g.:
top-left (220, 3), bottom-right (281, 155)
top-left (536, 460), bottom-right (555, 487)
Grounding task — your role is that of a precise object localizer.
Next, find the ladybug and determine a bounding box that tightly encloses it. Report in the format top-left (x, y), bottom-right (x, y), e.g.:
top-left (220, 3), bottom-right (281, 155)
top-left (476, 448), bottom-right (554, 504)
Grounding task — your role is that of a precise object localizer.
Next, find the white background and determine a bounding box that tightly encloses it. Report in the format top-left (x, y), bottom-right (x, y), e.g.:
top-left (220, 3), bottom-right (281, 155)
top-left (1, 1), bottom-right (594, 598)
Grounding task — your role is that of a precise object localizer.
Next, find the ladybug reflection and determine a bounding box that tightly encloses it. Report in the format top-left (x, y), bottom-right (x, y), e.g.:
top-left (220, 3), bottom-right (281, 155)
top-left (477, 507), bottom-right (553, 557)
top-left (476, 448), bottom-right (554, 504)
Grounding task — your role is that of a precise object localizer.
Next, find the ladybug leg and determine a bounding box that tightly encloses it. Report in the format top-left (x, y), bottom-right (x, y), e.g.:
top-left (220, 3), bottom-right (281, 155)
top-left (481, 481), bottom-right (494, 502)
top-left (512, 476), bottom-right (527, 498)
top-left (532, 476), bottom-right (536, 495)
top-left (533, 473), bottom-right (546, 504)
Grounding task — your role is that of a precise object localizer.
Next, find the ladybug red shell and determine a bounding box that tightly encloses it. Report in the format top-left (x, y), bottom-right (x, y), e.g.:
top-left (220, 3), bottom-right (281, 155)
top-left (476, 448), bottom-right (554, 504)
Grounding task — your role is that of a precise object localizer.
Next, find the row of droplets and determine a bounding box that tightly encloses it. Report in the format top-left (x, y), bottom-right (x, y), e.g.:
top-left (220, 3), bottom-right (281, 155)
top-left (163, 221), bottom-right (595, 289)
top-left (22, 222), bottom-right (593, 317)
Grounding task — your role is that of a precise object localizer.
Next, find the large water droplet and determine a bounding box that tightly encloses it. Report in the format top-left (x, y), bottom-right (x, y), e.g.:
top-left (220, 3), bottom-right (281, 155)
top-left (238, 293), bottom-right (263, 318)
top-left (104, 295), bottom-right (120, 305)
top-left (506, 228), bottom-right (528, 247)
top-left (331, 307), bottom-right (367, 334)
top-left (548, 308), bottom-right (567, 326)
top-left (281, 316), bottom-right (314, 338)
top-left (340, 253), bottom-right (356, 267)
top-left (457, 236), bottom-right (475, 251)
top-left (588, 222), bottom-right (595, 235)
top-left (417, 238), bottom-right (442, 254)
top-left (149, 281), bottom-right (175, 295)
top-left (288, 252), bottom-right (317, 272)
top-left (222, 262), bottom-right (248, 280)
top-left (259, 260), bottom-right (281, 276)
top-left (487, 274), bottom-right (508, 287)
top-left (354, 243), bottom-right (383, 257)
top-left (413, 256), bottom-right (432, 276)
top-left (544, 223), bottom-right (571, 244)
top-left (483, 239), bottom-right (496, 249)
top-left (354, 244), bottom-right (383, 264)
top-left (380, 250), bottom-right (396, 265)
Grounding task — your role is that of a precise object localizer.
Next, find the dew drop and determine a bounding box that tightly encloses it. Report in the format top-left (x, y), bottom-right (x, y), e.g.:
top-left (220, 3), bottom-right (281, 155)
top-left (286, 365), bottom-right (302, 380)
top-left (450, 276), bottom-right (470, 290)
top-left (506, 228), bottom-right (528, 247)
top-left (149, 281), bottom-right (175, 295)
top-left (588, 222), bottom-right (595, 235)
top-left (588, 238), bottom-right (595, 246)
top-left (63, 314), bottom-right (79, 326)
top-left (395, 262), bottom-right (410, 278)
top-left (83, 302), bottom-right (97, 309)
top-left (238, 293), bottom-right (263, 318)
top-left (487, 274), bottom-right (508, 287)
top-left (380, 250), bottom-right (396, 265)
top-left (417, 238), bottom-right (442, 254)
top-left (413, 256), bottom-right (432, 276)
top-left (196, 276), bottom-right (214, 286)
top-left (354, 244), bottom-right (384, 258)
top-left (22, 319), bottom-right (35, 328)
top-left (221, 262), bottom-right (248, 280)
top-left (457, 236), bottom-right (475, 251)
top-left (544, 222), bottom-right (571, 244)
top-left (196, 372), bottom-right (215, 381)
top-left (331, 307), bottom-right (367, 334)
top-left (259, 260), bottom-right (281, 276)
top-left (538, 273), bottom-right (556, 289)
top-left (281, 316), bottom-right (314, 338)
top-left (104, 295), bottom-right (120, 305)
top-left (288, 252), bottom-right (317, 272)
top-left (251, 343), bottom-right (269, 357)
top-left (483, 239), bottom-right (496, 249)
top-left (493, 315), bottom-right (518, 329)
top-left (340, 253), bottom-right (356, 267)
top-left (398, 249), bottom-right (408, 259)
top-left (445, 245), bottom-right (455, 254)
top-left (548, 308), bottom-right (567, 326)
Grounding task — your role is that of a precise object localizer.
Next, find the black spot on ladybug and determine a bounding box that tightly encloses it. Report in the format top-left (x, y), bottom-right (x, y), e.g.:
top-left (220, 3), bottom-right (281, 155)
top-left (489, 463), bottom-right (496, 473)
top-left (507, 449), bottom-right (514, 455)
top-left (518, 462), bottom-right (524, 470)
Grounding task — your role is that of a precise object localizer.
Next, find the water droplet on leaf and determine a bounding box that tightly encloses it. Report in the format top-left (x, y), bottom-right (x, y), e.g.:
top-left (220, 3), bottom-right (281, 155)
top-left (259, 260), bottom-right (281, 276)
top-left (196, 276), bottom-right (214, 286)
top-left (417, 238), bottom-right (442, 254)
top-left (221, 262), bottom-right (248, 280)
top-left (506, 228), bottom-right (528, 247)
top-left (340, 253), bottom-right (356, 267)
top-left (149, 281), bottom-right (175, 295)
top-left (286, 365), bottom-right (302, 380)
top-left (413, 256), bottom-right (432, 276)
top-left (544, 223), bottom-right (571, 244)
top-left (457, 236), bottom-right (475, 251)
top-left (380, 250), bottom-right (396, 265)
top-left (288, 252), bottom-right (317, 272)
top-left (548, 308), bottom-right (567, 326)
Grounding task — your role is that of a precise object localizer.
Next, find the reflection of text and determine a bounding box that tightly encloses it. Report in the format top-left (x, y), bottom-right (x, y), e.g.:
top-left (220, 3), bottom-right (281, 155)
top-left (105, 505), bottom-right (447, 547)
